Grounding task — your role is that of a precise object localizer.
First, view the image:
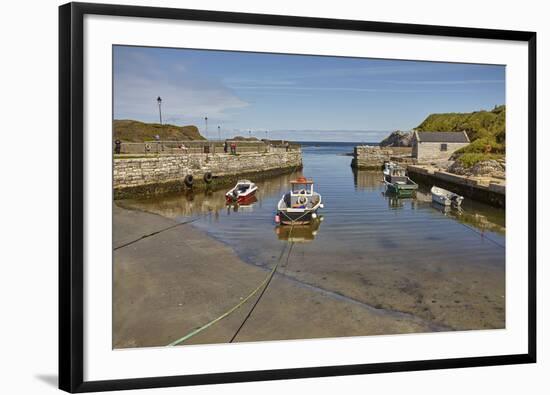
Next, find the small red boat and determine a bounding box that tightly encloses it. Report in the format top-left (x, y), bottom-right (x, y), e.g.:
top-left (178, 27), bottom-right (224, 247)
top-left (226, 180), bottom-right (258, 204)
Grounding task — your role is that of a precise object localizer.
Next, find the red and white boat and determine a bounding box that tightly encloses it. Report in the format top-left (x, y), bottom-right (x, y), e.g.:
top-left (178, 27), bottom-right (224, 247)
top-left (225, 180), bottom-right (258, 204)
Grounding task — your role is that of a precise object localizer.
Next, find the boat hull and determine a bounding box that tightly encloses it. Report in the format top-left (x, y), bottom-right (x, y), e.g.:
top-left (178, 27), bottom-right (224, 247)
top-left (432, 193), bottom-right (451, 206)
top-left (431, 187), bottom-right (463, 207)
top-left (277, 209), bottom-right (318, 225)
top-left (226, 189), bottom-right (257, 204)
top-left (385, 182), bottom-right (417, 197)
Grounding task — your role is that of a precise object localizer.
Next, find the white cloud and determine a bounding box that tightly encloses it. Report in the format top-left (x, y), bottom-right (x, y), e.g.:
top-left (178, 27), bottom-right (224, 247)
top-left (114, 50), bottom-right (248, 123)
top-left (380, 79), bottom-right (505, 85)
top-left (246, 129), bottom-right (391, 143)
top-left (228, 85), bottom-right (475, 94)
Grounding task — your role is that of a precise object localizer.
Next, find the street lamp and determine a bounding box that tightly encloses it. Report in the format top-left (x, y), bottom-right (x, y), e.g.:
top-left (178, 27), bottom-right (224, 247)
top-left (204, 117), bottom-right (208, 139)
top-left (217, 125), bottom-right (221, 141)
top-left (157, 96), bottom-right (162, 124)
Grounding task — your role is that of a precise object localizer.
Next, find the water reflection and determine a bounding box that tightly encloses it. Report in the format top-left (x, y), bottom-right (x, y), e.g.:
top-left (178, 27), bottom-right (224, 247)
top-left (382, 191), bottom-right (418, 210)
top-left (226, 196), bottom-right (258, 213)
top-left (417, 189), bottom-right (505, 235)
top-left (429, 201), bottom-right (505, 235)
top-left (371, 181), bottom-right (505, 235)
top-left (119, 171), bottom-right (302, 219)
top-left (274, 217), bottom-right (323, 243)
top-left (352, 169), bottom-right (383, 191)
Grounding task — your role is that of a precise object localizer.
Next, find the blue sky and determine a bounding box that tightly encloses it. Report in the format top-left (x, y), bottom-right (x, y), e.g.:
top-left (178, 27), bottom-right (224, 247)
top-left (113, 46), bottom-right (505, 142)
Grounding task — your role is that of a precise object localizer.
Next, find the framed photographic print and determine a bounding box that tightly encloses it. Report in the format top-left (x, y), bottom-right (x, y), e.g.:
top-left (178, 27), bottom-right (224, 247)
top-left (59, 2), bottom-right (537, 392)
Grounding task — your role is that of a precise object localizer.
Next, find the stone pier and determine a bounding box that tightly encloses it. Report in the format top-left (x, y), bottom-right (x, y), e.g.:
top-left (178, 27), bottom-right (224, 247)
top-left (114, 150), bottom-right (302, 199)
top-left (351, 146), bottom-right (413, 169)
top-left (407, 165), bottom-right (505, 208)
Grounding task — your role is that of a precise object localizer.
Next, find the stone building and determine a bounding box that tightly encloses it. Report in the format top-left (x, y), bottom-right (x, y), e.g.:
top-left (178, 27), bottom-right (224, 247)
top-left (412, 131), bottom-right (470, 163)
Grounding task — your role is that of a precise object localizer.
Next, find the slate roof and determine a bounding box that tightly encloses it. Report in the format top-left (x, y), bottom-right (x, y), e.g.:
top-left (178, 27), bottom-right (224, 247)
top-left (415, 131), bottom-right (469, 143)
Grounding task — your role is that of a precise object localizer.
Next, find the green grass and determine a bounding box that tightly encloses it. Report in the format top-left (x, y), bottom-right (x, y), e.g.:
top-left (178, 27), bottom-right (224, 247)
top-left (417, 105), bottom-right (505, 168)
top-left (416, 105), bottom-right (505, 142)
top-left (457, 153), bottom-right (504, 168)
top-left (114, 119), bottom-right (205, 142)
top-left (454, 137), bottom-right (505, 156)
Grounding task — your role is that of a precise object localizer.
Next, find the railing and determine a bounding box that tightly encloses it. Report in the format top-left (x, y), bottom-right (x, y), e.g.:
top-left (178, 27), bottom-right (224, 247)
top-left (113, 140), bottom-right (300, 156)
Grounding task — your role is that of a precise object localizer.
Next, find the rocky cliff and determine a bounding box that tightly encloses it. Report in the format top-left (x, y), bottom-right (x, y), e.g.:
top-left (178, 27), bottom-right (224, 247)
top-left (379, 130), bottom-right (413, 147)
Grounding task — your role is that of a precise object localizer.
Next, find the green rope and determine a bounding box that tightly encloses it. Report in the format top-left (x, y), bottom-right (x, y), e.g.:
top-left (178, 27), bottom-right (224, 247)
top-left (167, 225), bottom-right (295, 347)
top-left (166, 160), bottom-right (307, 346)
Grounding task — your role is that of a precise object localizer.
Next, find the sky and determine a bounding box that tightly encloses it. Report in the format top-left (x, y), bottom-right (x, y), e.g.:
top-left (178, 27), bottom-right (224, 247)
top-left (113, 46), bottom-right (505, 142)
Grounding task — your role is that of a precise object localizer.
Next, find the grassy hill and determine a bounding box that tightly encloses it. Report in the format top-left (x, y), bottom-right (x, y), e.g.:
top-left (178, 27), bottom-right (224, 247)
top-left (113, 120), bottom-right (205, 142)
top-left (416, 105), bottom-right (505, 166)
top-left (416, 105), bottom-right (505, 142)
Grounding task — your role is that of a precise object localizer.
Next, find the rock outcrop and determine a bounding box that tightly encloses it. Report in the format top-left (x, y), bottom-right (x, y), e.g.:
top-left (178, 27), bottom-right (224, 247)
top-left (379, 131), bottom-right (413, 147)
top-left (448, 159), bottom-right (505, 178)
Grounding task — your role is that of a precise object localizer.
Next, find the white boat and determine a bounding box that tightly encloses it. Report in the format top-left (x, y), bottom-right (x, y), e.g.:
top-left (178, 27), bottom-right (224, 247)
top-left (431, 186), bottom-right (464, 207)
top-left (276, 177), bottom-right (323, 225)
top-left (225, 180), bottom-right (258, 204)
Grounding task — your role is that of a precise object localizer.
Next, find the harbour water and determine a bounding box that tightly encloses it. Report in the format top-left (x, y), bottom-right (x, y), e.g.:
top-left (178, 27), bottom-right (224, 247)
top-left (119, 142), bottom-right (505, 331)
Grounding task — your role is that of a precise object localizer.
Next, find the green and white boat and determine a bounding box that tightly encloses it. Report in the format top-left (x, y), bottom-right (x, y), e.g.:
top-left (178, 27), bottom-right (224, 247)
top-left (383, 162), bottom-right (418, 197)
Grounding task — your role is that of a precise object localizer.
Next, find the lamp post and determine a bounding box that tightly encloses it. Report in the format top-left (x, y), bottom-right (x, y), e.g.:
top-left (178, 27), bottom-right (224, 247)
top-left (204, 117), bottom-right (208, 140)
top-left (217, 125), bottom-right (221, 141)
top-left (157, 96), bottom-right (162, 124)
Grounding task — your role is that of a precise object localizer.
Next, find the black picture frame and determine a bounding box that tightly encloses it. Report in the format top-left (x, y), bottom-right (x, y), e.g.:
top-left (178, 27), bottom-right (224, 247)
top-left (59, 2), bottom-right (537, 392)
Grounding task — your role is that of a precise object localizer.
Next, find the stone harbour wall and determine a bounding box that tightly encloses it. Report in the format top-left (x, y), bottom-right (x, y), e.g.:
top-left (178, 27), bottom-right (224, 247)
top-left (114, 151), bottom-right (302, 199)
top-left (351, 146), bottom-right (413, 169)
top-left (407, 165), bottom-right (505, 208)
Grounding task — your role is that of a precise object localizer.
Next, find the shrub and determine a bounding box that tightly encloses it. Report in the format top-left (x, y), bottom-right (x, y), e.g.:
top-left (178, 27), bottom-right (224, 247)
top-left (454, 137), bottom-right (505, 156)
top-left (457, 153), bottom-right (503, 168)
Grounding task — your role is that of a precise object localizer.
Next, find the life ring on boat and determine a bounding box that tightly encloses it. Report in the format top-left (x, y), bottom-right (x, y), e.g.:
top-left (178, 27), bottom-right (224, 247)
top-left (203, 172), bottom-right (213, 184)
top-left (297, 195), bottom-right (308, 205)
top-left (184, 174), bottom-right (194, 187)
top-left (144, 143), bottom-right (151, 152)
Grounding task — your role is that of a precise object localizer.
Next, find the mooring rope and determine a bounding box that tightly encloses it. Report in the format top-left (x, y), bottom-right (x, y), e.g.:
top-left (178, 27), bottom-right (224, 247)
top-left (166, 224), bottom-right (295, 347)
top-left (456, 220), bottom-right (505, 249)
top-left (165, 156), bottom-right (312, 346)
top-left (114, 217), bottom-right (200, 251)
top-left (229, 228), bottom-right (295, 343)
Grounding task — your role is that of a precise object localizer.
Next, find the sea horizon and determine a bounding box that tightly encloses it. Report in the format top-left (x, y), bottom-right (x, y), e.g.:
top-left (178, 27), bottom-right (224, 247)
top-left (293, 140), bottom-right (379, 146)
